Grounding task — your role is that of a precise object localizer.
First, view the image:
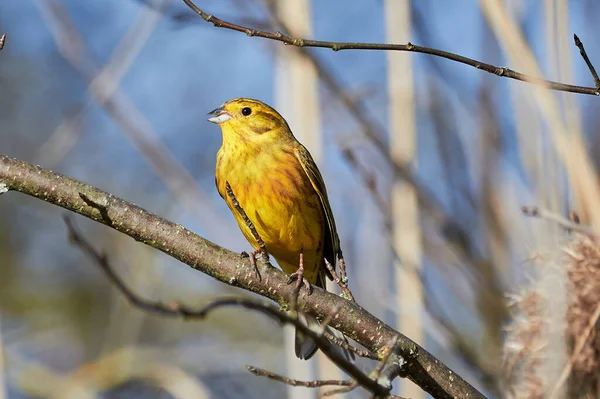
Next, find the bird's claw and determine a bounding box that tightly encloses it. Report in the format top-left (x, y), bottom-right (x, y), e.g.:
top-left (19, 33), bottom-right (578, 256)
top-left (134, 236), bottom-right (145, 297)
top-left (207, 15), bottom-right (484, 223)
top-left (287, 272), bottom-right (313, 295)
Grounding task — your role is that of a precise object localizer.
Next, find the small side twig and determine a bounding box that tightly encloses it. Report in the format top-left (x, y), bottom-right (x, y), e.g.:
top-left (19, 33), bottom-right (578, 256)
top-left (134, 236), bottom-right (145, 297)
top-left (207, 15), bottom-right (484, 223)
top-left (321, 381), bottom-right (359, 397)
top-left (325, 258), bottom-right (355, 302)
top-left (521, 206), bottom-right (596, 236)
top-left (373, 337), bottom-right (398, 379)
top-left (574, 34), bottom-right (600, 89)
top-left (0, 33), bottom-right (5, 51)
top-left (225, 181), bottom-right (271, 280)
top-left (324, 331), bottom-right (378, 360)
top-left (79, 193), bottom-right (113, 226)
top-left (64, 215), bottom-right (197, 317)
top-left (338, 256), bottom-right (350, 285)
top-left (246, 365), bottom-right (353, 388)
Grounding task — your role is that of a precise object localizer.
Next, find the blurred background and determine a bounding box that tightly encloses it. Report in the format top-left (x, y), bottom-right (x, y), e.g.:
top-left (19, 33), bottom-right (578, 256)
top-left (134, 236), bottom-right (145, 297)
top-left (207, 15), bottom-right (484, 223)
top-left (1, 0), bottom-right (600, 398)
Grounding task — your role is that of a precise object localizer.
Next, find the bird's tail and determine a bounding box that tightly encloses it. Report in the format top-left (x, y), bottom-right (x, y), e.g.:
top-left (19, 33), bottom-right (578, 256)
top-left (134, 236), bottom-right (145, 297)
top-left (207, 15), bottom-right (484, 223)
top-left (294, 270), bottom-right (354, 361)
top-left (295, 314), bottom-right (319, 360)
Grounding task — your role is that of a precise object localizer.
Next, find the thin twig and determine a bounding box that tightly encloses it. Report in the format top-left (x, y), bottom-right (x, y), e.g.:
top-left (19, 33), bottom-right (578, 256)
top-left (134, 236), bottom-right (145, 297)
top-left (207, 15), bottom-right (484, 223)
top-left (246, 365), bottom-right (353, 388)
top-left (574, 34), bottom-right (600, 89)
top-left (321, 381), bottom-right (359, 397)
top-left (64, 215), bottom-right (196, 317)
top-left (0, 33), bottom-right (5, 51)
top-left (319, 305), bottom-right (338, 333)
top-left (225, 181), bottom-right (271, 274)
top-left (319, 306), bottom-right (357, 362)
top-left (549, 301), bottom-right (600, 398)
top-left (372, 336), bottom-right (399, 386)
top-left (324, 331), bottom-right (378, 360)
top-left (183, 0), bottom-right (600, 96)
top-left (63, 216), bottom-right (391, 397)
top-left (521, 206), bottom-right (596, 236)
top-left (338, 257), bottom-right (350, 285)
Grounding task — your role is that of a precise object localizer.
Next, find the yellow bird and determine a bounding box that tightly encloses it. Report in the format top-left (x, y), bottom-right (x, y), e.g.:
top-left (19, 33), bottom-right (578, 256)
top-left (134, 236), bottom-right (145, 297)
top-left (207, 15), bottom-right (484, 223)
top-left (208, 98), bottom-right (341, 359)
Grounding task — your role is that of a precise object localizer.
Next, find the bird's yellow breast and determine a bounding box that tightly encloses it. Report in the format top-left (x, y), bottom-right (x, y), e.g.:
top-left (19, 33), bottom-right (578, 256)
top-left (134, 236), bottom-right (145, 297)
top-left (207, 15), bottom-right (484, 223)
top-left (216, 144), bottom-right (325, 281)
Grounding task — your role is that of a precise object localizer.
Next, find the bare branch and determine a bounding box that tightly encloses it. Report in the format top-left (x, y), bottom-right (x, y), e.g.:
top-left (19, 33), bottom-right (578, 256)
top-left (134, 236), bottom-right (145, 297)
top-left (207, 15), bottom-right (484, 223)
top-left (373, 337), bottom-right (399, 383)
top-left (0, 154), bottom-right (487, 399)
top-left (521, 206), bottom-right (596, 236)
top-left (323, 331), bottom-right (378, 360)
top-left (574, 34), bottom-right (600, 89)
top-left (321, 382), bottom-right (359, 397)
top-left (246, 365), bottom-right (353, 388)
top-left (0, 33), bottom-right (5, 51)
top-left (183, 0), bottom-right (599, 96)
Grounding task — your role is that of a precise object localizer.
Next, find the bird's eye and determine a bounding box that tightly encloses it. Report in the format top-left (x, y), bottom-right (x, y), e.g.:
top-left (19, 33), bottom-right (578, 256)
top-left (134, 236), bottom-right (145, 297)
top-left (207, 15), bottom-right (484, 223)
top-left (241, 107), bottom-right (252, 116)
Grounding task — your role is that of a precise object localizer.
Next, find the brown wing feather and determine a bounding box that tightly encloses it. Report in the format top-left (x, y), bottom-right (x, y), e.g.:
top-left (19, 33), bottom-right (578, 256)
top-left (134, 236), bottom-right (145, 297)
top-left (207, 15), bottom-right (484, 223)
top-left (294, 145), bottom-right (340, 288)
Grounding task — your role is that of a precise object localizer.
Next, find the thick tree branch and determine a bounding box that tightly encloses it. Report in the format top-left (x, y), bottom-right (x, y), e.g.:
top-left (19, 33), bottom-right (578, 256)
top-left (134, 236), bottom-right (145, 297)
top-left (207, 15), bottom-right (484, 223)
top-left (0, 154), bottom-right (486, 399)
top-left (183, 0), bottom-right (600, 96)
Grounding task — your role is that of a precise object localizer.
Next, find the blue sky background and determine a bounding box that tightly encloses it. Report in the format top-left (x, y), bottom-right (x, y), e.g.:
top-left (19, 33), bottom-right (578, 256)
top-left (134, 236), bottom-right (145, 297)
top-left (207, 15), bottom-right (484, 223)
top-left (2, 0), bottom-right (600, 398)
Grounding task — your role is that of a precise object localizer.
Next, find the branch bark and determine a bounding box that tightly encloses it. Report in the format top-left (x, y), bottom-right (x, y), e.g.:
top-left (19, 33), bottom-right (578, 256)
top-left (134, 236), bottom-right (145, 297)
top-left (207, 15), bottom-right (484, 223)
top-left (0, 154), bottom-right (486, 399)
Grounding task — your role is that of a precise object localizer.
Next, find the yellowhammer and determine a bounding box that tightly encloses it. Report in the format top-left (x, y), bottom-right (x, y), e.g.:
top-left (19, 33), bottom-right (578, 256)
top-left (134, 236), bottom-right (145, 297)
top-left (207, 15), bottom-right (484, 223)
top-left (208, 98), bottom-right (342, 360)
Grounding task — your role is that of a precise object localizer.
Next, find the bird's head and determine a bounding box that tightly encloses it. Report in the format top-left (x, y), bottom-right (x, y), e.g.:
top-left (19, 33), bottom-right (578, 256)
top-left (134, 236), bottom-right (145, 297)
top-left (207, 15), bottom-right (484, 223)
top-left (208, 98), bottom-right (294, 146)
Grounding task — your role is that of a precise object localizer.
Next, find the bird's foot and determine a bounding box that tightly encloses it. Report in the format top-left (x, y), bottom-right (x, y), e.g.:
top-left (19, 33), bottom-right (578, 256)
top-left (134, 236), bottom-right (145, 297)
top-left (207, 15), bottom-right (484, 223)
top-left (287, 253), bottom-right (313, 295)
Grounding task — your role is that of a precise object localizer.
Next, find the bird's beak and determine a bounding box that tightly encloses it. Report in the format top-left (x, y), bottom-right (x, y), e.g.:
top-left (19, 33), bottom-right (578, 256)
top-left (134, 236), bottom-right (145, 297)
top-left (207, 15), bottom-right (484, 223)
top-left (207, 106), bottom-right (232, 124)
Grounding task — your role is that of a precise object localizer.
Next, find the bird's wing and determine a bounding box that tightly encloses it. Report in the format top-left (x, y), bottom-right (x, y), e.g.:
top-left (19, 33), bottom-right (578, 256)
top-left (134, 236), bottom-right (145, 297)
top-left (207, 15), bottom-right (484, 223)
top-left (294, 145), bottom-right (340, 281)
